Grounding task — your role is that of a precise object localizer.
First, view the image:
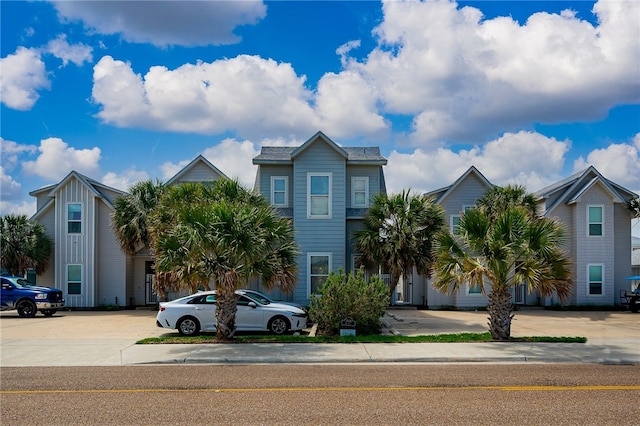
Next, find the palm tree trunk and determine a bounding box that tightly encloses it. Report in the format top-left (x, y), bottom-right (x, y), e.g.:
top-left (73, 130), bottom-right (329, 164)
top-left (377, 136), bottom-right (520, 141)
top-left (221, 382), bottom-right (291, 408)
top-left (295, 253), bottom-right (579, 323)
top-left (215, 288), bottom-right (237, 341)
top-left (487, 286), bottom-right (514, 340)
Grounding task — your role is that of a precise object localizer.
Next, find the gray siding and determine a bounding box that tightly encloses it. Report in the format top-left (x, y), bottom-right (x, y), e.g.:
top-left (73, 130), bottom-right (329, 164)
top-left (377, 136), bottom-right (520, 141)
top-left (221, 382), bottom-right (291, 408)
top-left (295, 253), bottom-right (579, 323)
top-left (96, 199), bottom-right (127, 306)
top-left (36, 205), bottom-right (57, 288)
top-left (256, 165), bottom-right (293, 208)
top-left (426, 171), bottom-right (491, 308)
top-left (613, 203), bottom-right (632, 304)
top-left (174, 162), bottom-right (222, 183)
top-left (572, 184), bottom-right (616, 306)
top-left (345, 165), bottom-right (382, 211)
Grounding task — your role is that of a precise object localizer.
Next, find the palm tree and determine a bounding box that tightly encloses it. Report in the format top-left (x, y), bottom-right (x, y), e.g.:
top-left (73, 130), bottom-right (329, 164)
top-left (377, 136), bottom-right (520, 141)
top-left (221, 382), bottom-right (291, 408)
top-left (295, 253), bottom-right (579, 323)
top-left (433, 192), bottom-right (572, 340)
top-left (355, 190), bottom-right (445, 301)
top-left (111, 179), bottom-right (164, 255)
top-left (151, 180), bottom-right (298, 341)
top-left (476, 184), bottom-right (538, 219)
top-left (1, 214), bottom-right (52, 276)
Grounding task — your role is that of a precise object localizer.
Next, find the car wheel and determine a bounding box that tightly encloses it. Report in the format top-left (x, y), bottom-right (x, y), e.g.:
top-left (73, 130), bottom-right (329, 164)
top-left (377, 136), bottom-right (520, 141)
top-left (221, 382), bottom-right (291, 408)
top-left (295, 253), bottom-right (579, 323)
top-left (17, 300), bottom-right (37, 318)
top-left (177, 317), bottom-right (200, 336)
top-left (41, 309), bottom-right (56, 317)
top-left (268, 316), bottom-right (290, 335)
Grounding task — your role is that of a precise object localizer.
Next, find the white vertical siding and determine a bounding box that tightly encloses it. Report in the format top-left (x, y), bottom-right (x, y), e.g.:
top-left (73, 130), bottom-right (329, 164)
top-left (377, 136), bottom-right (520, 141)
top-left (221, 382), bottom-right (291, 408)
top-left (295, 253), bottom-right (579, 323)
top-left (54, 177), bottom-right (96, 307)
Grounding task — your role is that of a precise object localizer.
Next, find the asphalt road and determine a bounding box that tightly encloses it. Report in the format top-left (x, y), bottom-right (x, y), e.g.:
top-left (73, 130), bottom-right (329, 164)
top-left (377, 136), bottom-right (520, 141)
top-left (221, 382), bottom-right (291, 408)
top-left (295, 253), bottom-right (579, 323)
top-left (2, 364), bottom-right (639, 425)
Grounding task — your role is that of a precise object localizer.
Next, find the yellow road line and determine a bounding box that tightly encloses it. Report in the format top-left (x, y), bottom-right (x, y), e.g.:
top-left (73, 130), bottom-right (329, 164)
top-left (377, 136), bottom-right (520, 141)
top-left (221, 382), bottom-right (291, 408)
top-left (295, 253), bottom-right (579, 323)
top-left (2, 385), bottom-right (639, 395)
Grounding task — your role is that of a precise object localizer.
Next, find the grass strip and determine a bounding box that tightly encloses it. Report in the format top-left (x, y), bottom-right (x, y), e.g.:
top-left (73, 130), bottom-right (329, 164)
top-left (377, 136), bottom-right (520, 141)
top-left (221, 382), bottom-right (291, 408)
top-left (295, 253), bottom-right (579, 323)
top-left (137, 332), bottom-right (586, 345)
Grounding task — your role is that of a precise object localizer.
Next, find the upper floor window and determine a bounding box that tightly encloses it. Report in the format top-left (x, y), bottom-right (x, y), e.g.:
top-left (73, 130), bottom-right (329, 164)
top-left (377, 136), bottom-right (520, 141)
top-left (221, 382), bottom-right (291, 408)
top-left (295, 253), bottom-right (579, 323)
top-left (588, 264), bottom-right (603, 295)
top-left (308, 173), bottom-right (331, 219)
top-left (351, 177), bottom-right (369, 208)
top-left (271, 176), bottom-right (288, 207)
top-left (67, 203), bottom-right (82, 234)
top-left (588, 205), bottom-right (603, 236)
top-left (451, 206), bottom-right (473, 235)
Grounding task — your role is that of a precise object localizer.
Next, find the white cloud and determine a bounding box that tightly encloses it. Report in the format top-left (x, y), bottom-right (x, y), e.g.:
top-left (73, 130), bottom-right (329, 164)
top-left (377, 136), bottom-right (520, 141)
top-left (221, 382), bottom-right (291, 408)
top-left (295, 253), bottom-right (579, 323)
top-left (344, 0), bottom-right (640, 144)
top-left (573, 133), bottom-right (640, 194)
top-left (92, 55), bottom-right (319, 139)
top-left (88, 0), bottom-right (639, 149)
top-left (45, 34), bottom-right (93, 66)
top-left (21, 137), bottom-right (101, 181)
top-left (0, 166), bottom-right (23, 201)
top-left (0, 198), bottom-right (37, 218)
top-left (50, 0), bottom-right (266, 47)
top-left (0, 47), bottom-right (49, 110)
top-left (201, 138), bottom-right (260, 188)
top-left (385, 131), bottom-right (570, 194)
top-left (0, 138), bottom-right (38, 169)
top-left (102, 169), bottom-right (150, 192)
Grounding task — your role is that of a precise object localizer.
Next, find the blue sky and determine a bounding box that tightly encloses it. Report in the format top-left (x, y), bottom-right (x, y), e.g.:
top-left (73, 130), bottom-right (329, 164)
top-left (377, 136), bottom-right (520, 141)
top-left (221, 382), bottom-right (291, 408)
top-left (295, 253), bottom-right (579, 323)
top-left (1, 0), bottom-right (639, 234)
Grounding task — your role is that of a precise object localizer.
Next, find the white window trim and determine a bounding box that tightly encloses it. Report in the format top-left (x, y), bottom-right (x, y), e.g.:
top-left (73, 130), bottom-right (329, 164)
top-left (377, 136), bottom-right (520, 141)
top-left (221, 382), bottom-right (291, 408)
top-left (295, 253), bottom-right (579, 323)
top-left (450, 214), bottom-right (461, 234)
top-left (67, 264), bottom-right (82, 295)
top-left (587, 263), bottom-right (604, 296)
top-left (351, 176), bottom-right (369, 208)
top-left (67, 203), bottom-right (83, 235)
top-left (270, 176), bottom-right (288, 207)
top-left (307, 252), bottom-right (332, 296)
top-left (307, 173), bottom-right (332, 219)
top-left (587, 204), bottom-right (604, 237)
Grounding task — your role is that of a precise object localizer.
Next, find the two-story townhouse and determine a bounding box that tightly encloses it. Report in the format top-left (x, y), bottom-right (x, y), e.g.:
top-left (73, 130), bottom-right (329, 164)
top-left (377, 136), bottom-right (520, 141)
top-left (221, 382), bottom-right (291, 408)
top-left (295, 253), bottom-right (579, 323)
top-left (29, 171), bottom-right (129, 308)
top-left (411, 166), bottom-right (495, 308)
top-left (29, 155), bottom-right (226, 308)
top-left (534, 166), bottom-right (638, 307)
top-left (252, 131), bottom-right (387, 304)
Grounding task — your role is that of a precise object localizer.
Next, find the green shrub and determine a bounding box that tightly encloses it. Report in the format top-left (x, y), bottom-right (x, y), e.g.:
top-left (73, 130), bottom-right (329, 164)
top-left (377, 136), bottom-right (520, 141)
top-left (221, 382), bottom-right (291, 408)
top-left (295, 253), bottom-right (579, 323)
top-left (309, 269), bottom-right (390, 335)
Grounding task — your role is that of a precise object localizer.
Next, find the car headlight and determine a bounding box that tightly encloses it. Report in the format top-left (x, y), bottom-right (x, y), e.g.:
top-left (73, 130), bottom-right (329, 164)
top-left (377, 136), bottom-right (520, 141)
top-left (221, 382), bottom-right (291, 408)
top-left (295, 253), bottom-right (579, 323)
top-left (292, 313), bottom-right (307, 318)
top-left (34, 293), bottom-right (47, 300)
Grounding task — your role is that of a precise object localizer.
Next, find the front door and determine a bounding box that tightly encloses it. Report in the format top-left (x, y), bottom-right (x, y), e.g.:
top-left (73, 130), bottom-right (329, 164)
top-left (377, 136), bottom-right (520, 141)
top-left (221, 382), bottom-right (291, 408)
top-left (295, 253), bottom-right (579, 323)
top-left (514, 284), bottom-right (526, 305)
top-left (145, 261), bottom-right (157, 305)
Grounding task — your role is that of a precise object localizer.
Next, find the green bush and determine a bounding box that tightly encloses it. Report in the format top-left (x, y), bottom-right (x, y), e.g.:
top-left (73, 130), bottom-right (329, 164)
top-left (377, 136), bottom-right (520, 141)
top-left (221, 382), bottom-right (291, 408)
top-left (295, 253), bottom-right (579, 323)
top-left (309, 269), bottom-right (390, 335)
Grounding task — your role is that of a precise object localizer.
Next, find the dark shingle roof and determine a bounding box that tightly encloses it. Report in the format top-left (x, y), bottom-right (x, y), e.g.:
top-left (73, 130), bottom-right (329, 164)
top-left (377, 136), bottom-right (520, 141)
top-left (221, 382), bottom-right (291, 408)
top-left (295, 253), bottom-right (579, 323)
top-left (253, 146), bottom-right (386, 164)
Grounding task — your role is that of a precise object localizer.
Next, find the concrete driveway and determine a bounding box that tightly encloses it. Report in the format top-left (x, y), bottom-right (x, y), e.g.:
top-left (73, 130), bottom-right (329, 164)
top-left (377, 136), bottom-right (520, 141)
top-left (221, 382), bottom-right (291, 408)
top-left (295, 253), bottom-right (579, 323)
top-left (1, 307), bottom-right (638, 366)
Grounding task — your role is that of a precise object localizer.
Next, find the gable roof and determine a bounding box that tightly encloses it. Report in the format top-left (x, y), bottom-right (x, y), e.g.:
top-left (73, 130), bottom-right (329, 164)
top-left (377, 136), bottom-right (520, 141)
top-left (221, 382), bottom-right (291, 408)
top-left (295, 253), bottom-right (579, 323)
top-left (29, 171), bottom-right (127, 220)
top-left (253, 131), bottom-right (387, 165)
top-left (165, 154), bottom-right (227, 186)
top-left (425, 166), bottom-right (493, 203)
top-left (535, 166), bottom-right (637, 215)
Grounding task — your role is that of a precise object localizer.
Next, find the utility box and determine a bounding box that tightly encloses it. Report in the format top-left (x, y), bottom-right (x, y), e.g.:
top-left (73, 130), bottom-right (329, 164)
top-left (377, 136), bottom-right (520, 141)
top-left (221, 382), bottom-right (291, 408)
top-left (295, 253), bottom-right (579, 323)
top-left (340, 317), bottom-right (356, 336)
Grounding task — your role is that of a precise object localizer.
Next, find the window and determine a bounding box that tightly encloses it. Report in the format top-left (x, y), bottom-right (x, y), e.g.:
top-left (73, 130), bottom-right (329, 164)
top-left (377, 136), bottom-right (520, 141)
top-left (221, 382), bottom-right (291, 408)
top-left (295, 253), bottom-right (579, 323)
top-left (308, 173), bottom-right (331, 218)
top-left (450, 215), bottom-right (461, 234)
top-left (588, 264), bottom-right (603, 295)
top-left (309, 253), bottom-right (331, 294)
top-left (468, 282), bottom-right (482, 294)
top-left (451, 206), bottom-right (473, 235)
top-left (271, 176), bottom-right (288, 207)
top-left (588, 206), bottom-right (603, 236)
top-left (67, 264), bottom-right (82, 295)
top-left (351, 177), bottom-right (369, 208)
top-left (67, 204), bottom-right (82, 233)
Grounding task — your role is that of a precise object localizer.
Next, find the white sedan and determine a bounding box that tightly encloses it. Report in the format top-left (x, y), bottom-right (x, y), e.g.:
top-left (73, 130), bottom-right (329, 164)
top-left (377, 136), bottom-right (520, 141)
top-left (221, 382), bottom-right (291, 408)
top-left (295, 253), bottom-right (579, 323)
top-left (156, 290), bottom-right (308, 336)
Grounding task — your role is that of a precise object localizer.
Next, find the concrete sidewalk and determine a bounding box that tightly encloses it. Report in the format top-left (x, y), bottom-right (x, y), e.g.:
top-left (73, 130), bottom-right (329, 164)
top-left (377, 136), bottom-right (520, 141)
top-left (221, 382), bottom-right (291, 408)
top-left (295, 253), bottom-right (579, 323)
top-left (1, 308), bottom-right (638, 366)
